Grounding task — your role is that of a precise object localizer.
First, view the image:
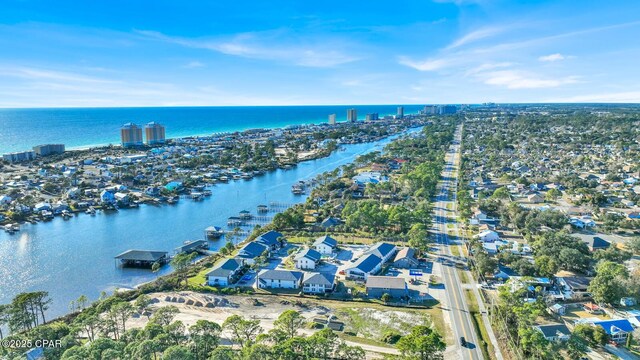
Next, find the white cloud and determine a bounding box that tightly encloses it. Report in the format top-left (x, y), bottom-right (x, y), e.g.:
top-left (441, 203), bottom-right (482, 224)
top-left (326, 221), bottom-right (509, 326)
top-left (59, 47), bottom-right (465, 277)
top-left (183, 61), bottom-right (205, 68)
top-left (398, 56), bottom-right (455, 71)
top-left (447, 27), bottom-right (505, 49)
top-left (538, 53), bottom-right (565, 62)
top-left (481, 70), bottom-right (578, 89)
top-left (137, 30), bottom-right (359, 68)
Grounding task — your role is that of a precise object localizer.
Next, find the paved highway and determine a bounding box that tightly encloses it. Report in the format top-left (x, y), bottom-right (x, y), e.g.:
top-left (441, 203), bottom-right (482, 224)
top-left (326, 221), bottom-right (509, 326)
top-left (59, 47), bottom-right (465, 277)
top-left (433, 125), bottom-right (483, 360)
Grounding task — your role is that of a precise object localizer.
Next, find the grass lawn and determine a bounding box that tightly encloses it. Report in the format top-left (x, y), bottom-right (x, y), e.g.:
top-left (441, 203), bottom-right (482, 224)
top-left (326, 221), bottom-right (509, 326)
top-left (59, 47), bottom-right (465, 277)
top-left (458, 269), bottom-right (469, 284)
top-left (187, 269), bottom-right (208, 287)
top-left (464, 289), bottom-right (494, 360)
top-left (450, 245), bottom-right (461, 257)
top-left (339, 333), bottom-right (394, 348)
top-left (286, 234), bottom-right (378, 245)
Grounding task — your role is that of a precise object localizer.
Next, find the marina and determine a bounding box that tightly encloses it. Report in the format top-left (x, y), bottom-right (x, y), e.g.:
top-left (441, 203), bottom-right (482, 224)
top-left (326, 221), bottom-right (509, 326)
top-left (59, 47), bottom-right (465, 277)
top-left (0, 128), bottom-right (417, 319)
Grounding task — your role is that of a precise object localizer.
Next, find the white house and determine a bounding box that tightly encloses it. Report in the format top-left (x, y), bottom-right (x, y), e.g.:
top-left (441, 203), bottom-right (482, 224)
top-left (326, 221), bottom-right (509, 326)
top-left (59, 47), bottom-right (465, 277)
top-left (302, 272), bottom-right (335, 294)
top-left (257, 269), bottom-right (303, 289)
top-left (295, 248), bottom-right (322, 270)
top-left (206, 258), bottom-right (244, 287)
top-left (313, 235), bottom-right (338, 255)
top-left (476, 230), bottom-right (500, 242)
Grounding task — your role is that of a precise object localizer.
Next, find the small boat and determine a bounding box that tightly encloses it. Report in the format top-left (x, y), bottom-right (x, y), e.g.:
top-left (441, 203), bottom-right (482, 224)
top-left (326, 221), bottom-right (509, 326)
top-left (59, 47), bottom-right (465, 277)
top-left (202, 190), bottom-right (212, 197)
top-left (219, 176), bottom-right (229, 182)
top-left (241, 173), bottom-right (252, 180)
top-left (167, 196), bottom-right (179, 204)
top-left (190, 192), bottom-right (203, 201)
top-left (4, 224), bottom-right (20, 233)
top-left (232, 174), bottom-right (242, 180)
top-left (85, 207), bottom-right (96, 215)
top-left (61, 210), bottom-right (72, 219)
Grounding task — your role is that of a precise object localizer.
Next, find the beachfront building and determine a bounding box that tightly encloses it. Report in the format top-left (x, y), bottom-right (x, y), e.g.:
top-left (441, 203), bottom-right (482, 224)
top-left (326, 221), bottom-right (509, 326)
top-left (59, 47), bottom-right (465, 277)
top-left (397, 106), bottom-right (404, 119)
top-left (33, 144), bottom-right (65, 156)
top-left (121, 123), bottom-right (143, 148)
top-left (347, 108), bottom-right (357, 122)
top-left (145, 122), bottom-right (166, 145)
top-left (3, 150), bottom-right (35, 163)
top-left (328, 113), bottom-right (336, 125)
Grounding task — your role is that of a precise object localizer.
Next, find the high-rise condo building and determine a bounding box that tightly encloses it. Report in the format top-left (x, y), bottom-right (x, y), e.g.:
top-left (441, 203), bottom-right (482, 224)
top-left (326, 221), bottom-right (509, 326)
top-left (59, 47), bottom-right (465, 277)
top-left (347, 108), bottom-right (357, 122)
top-left (397, 106), bottom-right (404, 119)
top-left (33, 144), bottom-right (65, 156)
top-left (145, 122), bottom-right (166, 145)
top-left (328, 114), bottom-right (336, 125)
top-left (121, 123), bottom-right (143, 148)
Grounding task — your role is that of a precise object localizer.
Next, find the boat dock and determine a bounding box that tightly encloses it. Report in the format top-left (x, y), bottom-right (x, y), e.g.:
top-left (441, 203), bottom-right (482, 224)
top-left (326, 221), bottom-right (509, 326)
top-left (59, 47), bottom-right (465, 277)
top-left (115, 249), bottom-right (168, 268)
top-left (174, 240), bottom-right (209, 254)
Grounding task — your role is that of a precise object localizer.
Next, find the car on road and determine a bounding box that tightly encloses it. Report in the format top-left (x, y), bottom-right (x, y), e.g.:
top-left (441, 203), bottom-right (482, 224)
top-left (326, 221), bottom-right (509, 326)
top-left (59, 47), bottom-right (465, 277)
top-left (460, 337), bottom-right (466, 347)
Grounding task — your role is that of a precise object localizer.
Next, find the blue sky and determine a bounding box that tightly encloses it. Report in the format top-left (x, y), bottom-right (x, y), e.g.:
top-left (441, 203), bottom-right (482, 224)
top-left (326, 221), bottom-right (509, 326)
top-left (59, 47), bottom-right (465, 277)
top-left (1, 0), bottom-right (639, 107)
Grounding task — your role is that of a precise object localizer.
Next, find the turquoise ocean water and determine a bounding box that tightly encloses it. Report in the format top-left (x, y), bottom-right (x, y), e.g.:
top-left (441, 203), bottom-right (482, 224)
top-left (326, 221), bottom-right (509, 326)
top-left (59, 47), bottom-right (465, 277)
top-left (0, 105), bottom-right (423, 153)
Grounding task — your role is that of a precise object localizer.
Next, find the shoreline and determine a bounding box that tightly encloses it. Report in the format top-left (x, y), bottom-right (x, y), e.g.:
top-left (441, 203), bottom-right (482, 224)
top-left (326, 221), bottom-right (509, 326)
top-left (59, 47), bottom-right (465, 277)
top-left (1, 119), bottom-right (424, 231)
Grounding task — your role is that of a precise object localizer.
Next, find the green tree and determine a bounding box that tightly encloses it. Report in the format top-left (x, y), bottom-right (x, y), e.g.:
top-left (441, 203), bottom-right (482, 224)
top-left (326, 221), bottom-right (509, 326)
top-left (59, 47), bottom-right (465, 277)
top-left (573, 324), bottom-right (609, 347)
top-left (223, 315), bottom-right (262, 348)
top-left (150, 305), bottom-right (179, 326)
top-left (381, 293), bottom-right (392, 304)
top-left (163, 345), bottom-right (195, 360)
top-left (273, 310), bottom-right (304, 340)
top-left (189, 320), bottom-right (222, 358)
top-left (588, 261), bottom-right (629, 305)
top-left (396, 325), bottom-right (446, 360)
top-left (170, 252), bottom-right (197, 286)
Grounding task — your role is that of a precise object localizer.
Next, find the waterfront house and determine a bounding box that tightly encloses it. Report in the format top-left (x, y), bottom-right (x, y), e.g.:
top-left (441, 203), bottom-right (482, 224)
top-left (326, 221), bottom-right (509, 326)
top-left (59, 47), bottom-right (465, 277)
top-left (590, 319), bottom-right (634, 343)
top-left (302, 272), bottom-right (336, 294)
top-left (366, 276), bottom-right (408, 299)
top-left (313, 235), bottom-right (338, 255)
top-left (206, 258), bottom-right (244, 286)
top-left (534, 324), bottom-right (571, 342)
top-left (255, 230), bottom-right (285, 250)
top-left (392, 247), bottom-right (419, 269)
top-left (100, 190), bottom-right (116, 204)
top-left (237, 241), bottom-right (268, 265)
top-left (295, 248), bottom-right (322, 270)
top-left (257, 269), bottom-right (303, 289)
top-left (345, 254), bottom-right (383, 281)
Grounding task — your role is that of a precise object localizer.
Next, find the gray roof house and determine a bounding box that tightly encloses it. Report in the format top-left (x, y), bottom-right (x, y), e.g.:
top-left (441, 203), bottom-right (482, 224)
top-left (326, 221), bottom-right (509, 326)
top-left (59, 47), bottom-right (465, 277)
top-left (257, 269), bottom-right (303, 289)
top-left (302, 272), bottom-right (336, 294)
top-left (392, 247), bottom-right (419, 268)
top-left (535, 324), bottom-right (571, 341)
top-left (366, 276), bottom-right (408, 299)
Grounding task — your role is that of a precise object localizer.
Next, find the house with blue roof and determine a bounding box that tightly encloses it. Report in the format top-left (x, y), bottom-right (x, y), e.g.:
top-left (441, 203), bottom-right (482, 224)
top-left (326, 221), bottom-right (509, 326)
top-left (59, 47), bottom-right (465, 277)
top-left (364, 242), bottom-right (397, 263)
top-left (255, 230), bottom-right (285, 250)
top-left (206, 258), bottom-right (244, 286)
top-left (237, 241), bottom-right (268, 265)
top-left (591, 319), bottom-right (634, 343)
top-left (295, 248), bottom-right (322, 270)
top-left (314, 235), bottom-right (338, 254)
top-left (345, 254), bottom-right (383, 281)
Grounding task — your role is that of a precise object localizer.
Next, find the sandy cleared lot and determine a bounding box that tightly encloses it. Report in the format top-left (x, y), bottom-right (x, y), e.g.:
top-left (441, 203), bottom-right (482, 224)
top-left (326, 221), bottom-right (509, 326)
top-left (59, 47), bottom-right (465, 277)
top-left (126, 292), bottom-right (408, 358)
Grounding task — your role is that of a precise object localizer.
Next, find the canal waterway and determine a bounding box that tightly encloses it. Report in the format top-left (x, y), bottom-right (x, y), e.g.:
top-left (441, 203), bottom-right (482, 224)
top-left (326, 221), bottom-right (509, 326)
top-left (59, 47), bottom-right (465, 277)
top-left (0, 128), bottom-right (419, 319)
